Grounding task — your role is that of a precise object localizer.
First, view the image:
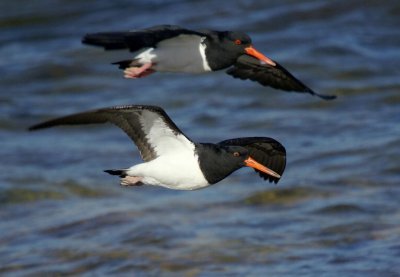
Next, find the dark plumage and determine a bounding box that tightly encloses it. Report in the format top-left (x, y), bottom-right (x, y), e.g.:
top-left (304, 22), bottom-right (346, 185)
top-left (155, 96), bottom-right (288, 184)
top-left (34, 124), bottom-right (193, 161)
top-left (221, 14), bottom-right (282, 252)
top-left (29, 105), bottom-right (286, 190)
top-left (82, 25), bottom-right (335, 99)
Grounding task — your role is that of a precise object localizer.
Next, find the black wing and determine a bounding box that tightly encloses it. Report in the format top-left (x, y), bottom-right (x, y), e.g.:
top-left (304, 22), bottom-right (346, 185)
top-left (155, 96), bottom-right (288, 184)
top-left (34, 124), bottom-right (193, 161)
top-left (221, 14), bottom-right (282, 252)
top-left (218, 137), bottom-right (286, 184)
top-left (29, 105), bottom-right (192, 162)
top-left (226, 55), bottom-right (336, 100)
top-left (82, 24), bottom-right (206, 52)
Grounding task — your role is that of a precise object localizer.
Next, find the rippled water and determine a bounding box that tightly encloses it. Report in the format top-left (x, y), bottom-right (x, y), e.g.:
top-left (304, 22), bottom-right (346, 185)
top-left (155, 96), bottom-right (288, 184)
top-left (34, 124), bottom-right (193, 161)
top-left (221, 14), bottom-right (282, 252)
top-left (1, 0), bottom-right (400, 276)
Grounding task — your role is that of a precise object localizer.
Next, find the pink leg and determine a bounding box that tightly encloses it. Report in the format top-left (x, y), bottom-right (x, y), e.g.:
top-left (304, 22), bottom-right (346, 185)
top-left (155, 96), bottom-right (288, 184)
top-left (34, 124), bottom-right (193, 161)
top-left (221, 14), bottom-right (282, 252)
top-left (123, 63), bottom-right (155, 79)
top-left (120, 176), bottom-right (144, 186)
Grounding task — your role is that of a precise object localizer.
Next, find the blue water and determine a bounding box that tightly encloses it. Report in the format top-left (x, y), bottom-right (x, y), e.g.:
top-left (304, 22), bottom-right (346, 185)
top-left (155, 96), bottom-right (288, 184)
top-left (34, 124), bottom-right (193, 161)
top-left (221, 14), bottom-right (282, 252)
top-left (1, 0), bottom-right (400, 276)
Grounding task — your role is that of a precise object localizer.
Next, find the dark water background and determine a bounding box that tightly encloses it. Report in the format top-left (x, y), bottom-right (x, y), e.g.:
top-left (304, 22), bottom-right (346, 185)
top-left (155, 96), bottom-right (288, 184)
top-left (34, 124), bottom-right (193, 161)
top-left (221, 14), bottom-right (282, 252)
top-left (1, 0), bottom-right (400, 276)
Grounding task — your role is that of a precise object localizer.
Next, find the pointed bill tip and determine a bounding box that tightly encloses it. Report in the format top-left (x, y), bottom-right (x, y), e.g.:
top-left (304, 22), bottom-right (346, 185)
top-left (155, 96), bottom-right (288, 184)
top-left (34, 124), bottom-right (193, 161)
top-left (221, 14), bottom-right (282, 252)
top-left (244, 156), bottom-right (281, 179)
top-left (245, 46), bottom-right (276, 67)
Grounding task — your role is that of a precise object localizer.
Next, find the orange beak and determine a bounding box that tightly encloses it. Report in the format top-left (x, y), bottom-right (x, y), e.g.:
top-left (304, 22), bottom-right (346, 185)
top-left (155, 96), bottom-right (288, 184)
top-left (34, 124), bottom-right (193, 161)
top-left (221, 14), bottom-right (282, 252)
top-left (245, 46), bottom-right (276, 66)
top-left (244, 156), bottom-right (281, 179)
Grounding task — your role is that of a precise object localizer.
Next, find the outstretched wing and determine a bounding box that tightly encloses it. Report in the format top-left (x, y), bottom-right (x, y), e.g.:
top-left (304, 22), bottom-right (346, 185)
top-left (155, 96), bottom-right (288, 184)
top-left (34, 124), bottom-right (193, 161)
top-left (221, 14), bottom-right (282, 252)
top-left (227, 55), bottom-right (336, 100)
top-left (82, 24), bottom-right (206, 52)
top-left (29, 105), bottom-right (193, 162)
top-left (218, 137), bottom-right (286, 184)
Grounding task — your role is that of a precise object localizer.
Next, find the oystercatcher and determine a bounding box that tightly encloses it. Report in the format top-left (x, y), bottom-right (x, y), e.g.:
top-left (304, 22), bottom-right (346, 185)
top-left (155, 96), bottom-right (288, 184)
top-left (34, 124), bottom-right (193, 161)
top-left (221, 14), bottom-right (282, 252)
top-left (82, 25), bottom-right (335, 100)
top-left (29, 105), bottom-right (286, 190)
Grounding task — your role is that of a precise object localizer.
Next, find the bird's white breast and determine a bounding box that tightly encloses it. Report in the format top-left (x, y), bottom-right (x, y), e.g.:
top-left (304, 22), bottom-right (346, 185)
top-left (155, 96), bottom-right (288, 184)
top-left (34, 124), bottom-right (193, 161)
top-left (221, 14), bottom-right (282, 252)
top-left (134, 34), bottom-right (211, 73)
top-left (127, 141), bottom-right (209, 190)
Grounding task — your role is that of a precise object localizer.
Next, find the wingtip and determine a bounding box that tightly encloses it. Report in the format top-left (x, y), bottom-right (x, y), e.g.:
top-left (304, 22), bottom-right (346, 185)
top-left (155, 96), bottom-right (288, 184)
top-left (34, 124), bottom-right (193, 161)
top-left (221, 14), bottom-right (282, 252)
top-left (81, 33), bottom-right (97, 45)
top-left (316, 93), bottom-right (337, 100)
top-left (306, 87), bottom-right (337, 100)
top-left (81, 34), bottom-right (89, 44)
top-left (28, 122), bottom-right (50, 131)
top-left (28, 125), bottom-right (40, 131)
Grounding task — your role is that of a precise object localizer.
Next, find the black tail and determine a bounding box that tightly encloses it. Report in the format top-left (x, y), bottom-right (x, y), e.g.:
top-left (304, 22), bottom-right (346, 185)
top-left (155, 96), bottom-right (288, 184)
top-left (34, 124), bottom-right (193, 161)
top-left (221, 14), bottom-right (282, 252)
top-left (82, 32), bottom-right (129, 50)
top-left (104, 169), bottom-right (127, 177)
top-left (112, 59), bottom-right (141, 70)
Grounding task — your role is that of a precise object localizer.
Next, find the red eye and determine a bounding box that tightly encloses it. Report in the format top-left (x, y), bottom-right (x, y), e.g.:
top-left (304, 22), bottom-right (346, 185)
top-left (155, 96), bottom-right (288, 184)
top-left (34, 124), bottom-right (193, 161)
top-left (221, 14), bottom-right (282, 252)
top-left (233, 152), bottom-right (240, 157)
top-left (234, 39), bottom-right (242, 45)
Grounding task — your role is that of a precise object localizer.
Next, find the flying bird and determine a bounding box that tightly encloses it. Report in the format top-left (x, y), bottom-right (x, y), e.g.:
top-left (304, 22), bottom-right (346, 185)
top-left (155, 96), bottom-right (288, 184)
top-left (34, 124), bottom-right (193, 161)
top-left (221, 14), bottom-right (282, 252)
top-left (82, 25), bottom-right (335, 100)
top-left (29, 105), bottom-right (286, 190)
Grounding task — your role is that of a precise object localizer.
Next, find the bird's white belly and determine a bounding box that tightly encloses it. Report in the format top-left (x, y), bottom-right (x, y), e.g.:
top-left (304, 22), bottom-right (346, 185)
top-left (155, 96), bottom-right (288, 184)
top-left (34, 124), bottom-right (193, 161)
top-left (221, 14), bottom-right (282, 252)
top-left (126, 153), bottom-right (209, 190)
top-left (134, 35), bottom-right (211, 73)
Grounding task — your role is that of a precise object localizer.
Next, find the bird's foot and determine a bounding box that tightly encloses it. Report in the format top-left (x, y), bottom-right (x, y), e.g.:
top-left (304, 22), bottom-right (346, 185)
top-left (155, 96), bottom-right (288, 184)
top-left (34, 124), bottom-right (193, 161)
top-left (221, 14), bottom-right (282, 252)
top-left (120, 176), bottom-right (144, 186)
top-left (123, 63), bottom-right (154, 78)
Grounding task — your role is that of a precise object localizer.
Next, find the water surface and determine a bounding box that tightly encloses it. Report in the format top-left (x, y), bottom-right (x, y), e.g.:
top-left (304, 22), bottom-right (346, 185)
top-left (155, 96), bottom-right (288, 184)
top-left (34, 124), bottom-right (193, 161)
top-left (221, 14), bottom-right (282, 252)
top-left (1, 0), bottom-right (399, 276)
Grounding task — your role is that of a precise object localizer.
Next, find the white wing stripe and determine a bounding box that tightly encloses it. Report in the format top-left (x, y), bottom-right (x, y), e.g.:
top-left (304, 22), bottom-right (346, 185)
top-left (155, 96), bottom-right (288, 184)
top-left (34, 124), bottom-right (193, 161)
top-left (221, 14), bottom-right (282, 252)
top-left (139, 110), bottom-right (195, 157)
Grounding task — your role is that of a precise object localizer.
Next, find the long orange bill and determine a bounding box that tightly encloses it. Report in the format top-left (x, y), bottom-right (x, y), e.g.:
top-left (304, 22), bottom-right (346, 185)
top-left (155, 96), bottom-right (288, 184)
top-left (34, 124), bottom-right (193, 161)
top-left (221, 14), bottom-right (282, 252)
top-left (244, 156), bottom-right (281, 179)
top-left (245, 46), bottom-right (276, 66)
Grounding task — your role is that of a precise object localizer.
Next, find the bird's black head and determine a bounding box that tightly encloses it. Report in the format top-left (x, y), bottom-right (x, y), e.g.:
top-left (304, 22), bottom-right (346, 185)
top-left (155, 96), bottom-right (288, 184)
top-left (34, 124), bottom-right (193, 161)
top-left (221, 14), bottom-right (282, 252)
top-left (205, 30), bottom-right (276, 70)
top-left (225, 31), bottom-right (252, 48)
top-left (196, 143), bottom-right (251, 185)
top-left (197, 138), bottom-right (286, 185)
top-left (205, 31), bottom-right (252, 69)
top-left (217, 137), bottom-right (286, 184)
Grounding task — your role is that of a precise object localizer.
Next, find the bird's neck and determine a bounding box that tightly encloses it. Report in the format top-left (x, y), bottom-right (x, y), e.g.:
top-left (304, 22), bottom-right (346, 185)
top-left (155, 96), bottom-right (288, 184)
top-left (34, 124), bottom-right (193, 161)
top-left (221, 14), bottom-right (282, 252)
top-left (204, 39), bottom-right (239, 70)
top-left (196, 143), bottom-right (241, 184)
